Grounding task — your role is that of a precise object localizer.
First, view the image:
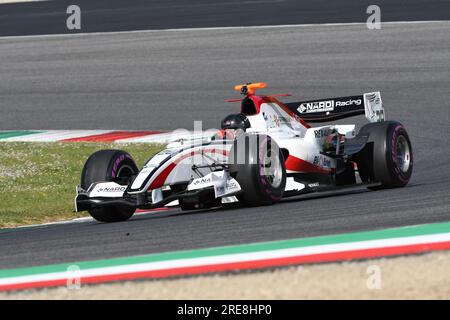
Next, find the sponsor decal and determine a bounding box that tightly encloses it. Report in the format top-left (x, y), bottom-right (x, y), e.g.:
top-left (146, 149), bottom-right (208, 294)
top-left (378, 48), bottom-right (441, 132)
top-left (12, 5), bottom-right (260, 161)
top-left (225, 180), bottom-right (240, 193)
top-left (193, 177), bottom-right (212, 186)
top-left (314, 128), bottom-right (334, 138)
top-left (313, 155), bottom-right (332, 168)
top-left (216, 186), bottom-right (225, 194)
top-left (264, 114), bottom-right (288, 128)
top-left (335, 99), bottom-right (362, 107)
top-left (97, 186), bottom-right (126, 193)
top-left (297, 98), bottom-right (362, 114)
top-left (273, 115), bottom-right (281, 127)
top-left (215, 179), bottom-right (241, 197)
top-left (298, 100), bottom-right (334, 114)
top-left (308, 182), bottom-right (320, 188)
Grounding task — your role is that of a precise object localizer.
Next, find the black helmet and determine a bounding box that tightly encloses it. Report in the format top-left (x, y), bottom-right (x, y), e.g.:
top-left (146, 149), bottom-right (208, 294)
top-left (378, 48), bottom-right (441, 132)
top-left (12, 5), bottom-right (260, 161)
top-left (221, 113), bottom-right (250, 131)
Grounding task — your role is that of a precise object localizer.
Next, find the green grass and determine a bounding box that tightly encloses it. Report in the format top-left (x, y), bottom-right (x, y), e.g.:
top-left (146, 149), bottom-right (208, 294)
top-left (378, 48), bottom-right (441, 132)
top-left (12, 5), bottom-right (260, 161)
top-left (0, 142), bottom-right (164, 228)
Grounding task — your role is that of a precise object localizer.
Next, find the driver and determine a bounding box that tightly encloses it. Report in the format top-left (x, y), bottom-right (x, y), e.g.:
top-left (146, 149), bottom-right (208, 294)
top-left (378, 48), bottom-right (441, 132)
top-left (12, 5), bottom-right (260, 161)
top-left (213, 113), bottom-right (250, 140)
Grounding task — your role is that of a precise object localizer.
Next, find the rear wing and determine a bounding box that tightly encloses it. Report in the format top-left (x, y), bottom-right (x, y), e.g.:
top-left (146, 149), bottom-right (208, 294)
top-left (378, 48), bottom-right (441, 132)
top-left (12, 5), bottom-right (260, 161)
top-left (285, 92), bottom-right (385, 123)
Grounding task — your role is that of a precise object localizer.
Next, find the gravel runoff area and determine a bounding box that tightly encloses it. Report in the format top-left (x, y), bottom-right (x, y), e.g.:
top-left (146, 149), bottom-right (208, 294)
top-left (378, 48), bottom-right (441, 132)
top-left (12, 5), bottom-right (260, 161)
top-left (2, 250), bottom-right (449, 299)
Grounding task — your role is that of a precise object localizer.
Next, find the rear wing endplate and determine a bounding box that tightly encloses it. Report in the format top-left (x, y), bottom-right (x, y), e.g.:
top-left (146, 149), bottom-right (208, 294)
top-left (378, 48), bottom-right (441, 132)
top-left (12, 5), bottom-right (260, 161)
top-left (285, 92), bottom-right (385, 123)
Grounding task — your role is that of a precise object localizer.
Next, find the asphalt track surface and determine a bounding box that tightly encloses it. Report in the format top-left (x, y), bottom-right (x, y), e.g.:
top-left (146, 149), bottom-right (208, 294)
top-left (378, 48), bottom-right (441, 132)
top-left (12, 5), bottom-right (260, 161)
top-left (1, 22), bottom-right (450, 131)
top-left (0, 20), bottom-right (449, 268)
top-left (1, 0), bottom-right (449, 37)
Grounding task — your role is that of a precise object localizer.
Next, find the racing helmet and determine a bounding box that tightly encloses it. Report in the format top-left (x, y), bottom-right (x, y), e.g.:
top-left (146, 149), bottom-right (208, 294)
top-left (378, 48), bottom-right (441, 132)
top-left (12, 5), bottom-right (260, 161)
top-left (220, 113), bottom-right (250, 131)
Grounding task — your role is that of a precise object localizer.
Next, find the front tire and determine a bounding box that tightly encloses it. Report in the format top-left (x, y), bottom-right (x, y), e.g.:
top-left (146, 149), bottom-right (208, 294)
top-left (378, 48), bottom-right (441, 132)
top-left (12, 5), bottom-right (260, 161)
top-left (81, 150), bottom-right (138, 222)
top-left (229, 134), bottom-right (286, 206)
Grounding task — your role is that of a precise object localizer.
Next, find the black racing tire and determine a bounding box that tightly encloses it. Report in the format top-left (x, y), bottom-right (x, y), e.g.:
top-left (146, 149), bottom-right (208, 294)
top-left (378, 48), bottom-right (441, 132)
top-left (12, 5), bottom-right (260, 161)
top-left (357, 121), bottom-right (413, 189)
top-left (81, 150), bottom-right (139, 222)
top-left (228, 134), bottom-right (286, 206)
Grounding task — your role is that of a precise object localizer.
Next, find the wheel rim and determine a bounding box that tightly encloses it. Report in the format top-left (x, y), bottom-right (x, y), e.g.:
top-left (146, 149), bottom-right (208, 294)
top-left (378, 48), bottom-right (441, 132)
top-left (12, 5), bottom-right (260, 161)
top-left (261, 147), bottom-right (283, 188)
top-left (395, 135), bottom-right (411, 173)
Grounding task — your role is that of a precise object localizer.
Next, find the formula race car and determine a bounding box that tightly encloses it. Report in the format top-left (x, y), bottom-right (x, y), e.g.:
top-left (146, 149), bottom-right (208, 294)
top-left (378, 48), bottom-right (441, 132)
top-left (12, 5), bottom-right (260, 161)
top-left (75, 82), bottom-right (413, 222)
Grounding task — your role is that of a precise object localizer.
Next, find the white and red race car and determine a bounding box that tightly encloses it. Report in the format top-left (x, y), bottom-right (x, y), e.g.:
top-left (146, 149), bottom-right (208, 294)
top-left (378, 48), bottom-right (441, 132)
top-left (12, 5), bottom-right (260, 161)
top-left (76, 82), bottom-right (413, 222)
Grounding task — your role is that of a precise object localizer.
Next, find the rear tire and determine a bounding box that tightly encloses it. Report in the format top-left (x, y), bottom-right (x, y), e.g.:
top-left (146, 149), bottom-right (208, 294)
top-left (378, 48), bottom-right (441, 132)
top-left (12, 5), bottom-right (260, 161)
top-left (228, 134), bottom-right (286, 206)
top-left (81, 150), bottom-right (138, 222)
top-left (356, 121), bottom-right (413, 189)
